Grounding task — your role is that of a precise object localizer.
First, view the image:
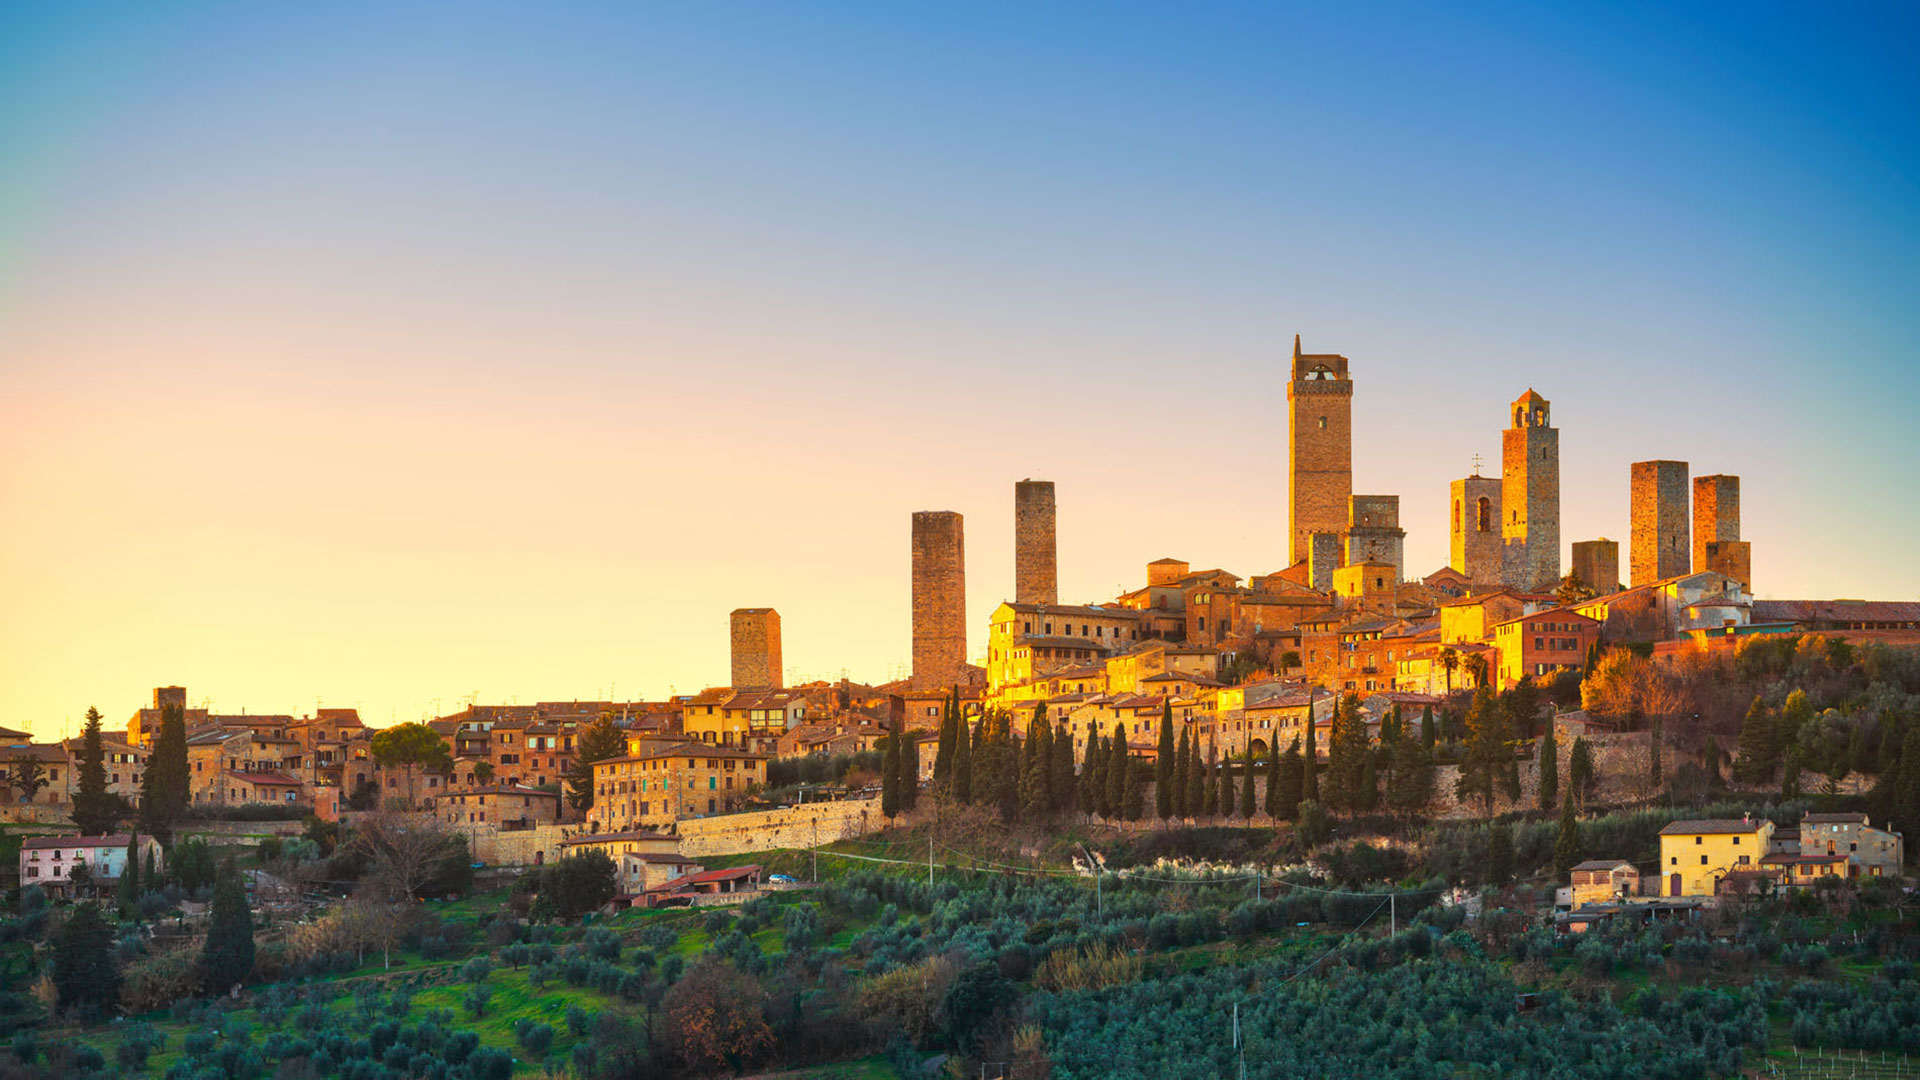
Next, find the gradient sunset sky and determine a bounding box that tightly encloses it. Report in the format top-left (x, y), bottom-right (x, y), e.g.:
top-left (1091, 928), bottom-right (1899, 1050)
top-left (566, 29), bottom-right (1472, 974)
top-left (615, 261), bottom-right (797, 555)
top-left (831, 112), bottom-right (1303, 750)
top-left (3, 3), bottom-right (1917, 738)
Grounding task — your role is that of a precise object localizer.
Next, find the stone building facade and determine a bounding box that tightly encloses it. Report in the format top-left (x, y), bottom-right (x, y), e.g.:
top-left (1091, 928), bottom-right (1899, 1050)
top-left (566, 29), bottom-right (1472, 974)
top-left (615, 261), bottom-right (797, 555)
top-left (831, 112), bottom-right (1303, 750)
top-left (1500, 390), bottom-right (1560, 592)
top-left (1631, 460), bottom-right (1691, 586)
top-left (729, 607), bottom-right (783, 690)
top-left (1306, 531), bottom-right (1342, 592)
top-left (1013, 479), bottom-right (1058, 605)
top-left (911, 510), bottom-right (967, 689)
top-left (1704, 540), bottom-right (1752, 591)
top-left (1450, 475), bottom-right (1502, 585)
top-left (1343, 495), bottom-right (1405, 582)
top-left (1571, 539), bottom-right (1621, 596)
top-left (1286, 336), bottom-right (1353, 565)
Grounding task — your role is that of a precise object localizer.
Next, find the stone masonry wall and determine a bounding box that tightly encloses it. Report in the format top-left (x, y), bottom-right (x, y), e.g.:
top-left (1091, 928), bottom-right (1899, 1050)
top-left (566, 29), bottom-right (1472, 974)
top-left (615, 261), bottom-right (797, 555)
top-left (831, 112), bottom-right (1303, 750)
top-left (911, 511), bottom-right (967, 689)
top-left (1631, 460), bottom-right (1690, 586)
top-left (675, 797), bottom-right (882, 858)
top-left (1014, 480), bottom-right (1057, 605)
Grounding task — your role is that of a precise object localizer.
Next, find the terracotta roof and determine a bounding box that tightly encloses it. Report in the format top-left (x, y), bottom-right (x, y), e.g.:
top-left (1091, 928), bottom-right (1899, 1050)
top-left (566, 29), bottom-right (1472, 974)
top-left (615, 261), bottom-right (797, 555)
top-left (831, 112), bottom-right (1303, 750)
top-left (24, 833), bottom-right (145, 850)
top-left (1752, 599), bottom-right (1920, 624)
top-left (223, 770), bottom-right (302, 786)
top-left (1491, 607), bottom-right (1599, 630)
top-left (1660, 818), bottom-right (1766, 835)
top-left (1001, 602), bottom-right (1141, 619)
top-left (1570, 859), bottom-right (1636, 872)
top-left (446, 785), bottom-right (559, 799)
top-left (1802, 812), bottom-right (1870, 824)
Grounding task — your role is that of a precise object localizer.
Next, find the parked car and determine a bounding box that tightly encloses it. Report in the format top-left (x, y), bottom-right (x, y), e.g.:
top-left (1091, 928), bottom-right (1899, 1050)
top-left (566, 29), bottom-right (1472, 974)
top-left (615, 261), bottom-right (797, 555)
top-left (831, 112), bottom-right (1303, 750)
top-left (769, 873), bottom-right (797, 884)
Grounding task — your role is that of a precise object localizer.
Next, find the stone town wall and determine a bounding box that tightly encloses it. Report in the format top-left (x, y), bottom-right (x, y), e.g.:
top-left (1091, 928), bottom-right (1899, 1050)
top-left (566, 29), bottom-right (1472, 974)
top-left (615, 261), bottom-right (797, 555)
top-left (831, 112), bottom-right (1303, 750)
top-left (1014, 480), bottom-right (1057, 606)
top-left (911, 511), bottom-right (967, 689)
top-left (1631, 460), bottom-right (1690, 587)
top-left (470, 823), bottom-right (570, 867)
top-left (675, 797), bottom-right (882, 858)
top-left (1428, 730), bottom-right (1661, 820)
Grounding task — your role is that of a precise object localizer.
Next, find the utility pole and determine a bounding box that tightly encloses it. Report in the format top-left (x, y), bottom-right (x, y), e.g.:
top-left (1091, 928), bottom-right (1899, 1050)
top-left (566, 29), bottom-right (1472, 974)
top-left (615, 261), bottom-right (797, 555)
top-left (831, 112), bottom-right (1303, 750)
top-left (1391, 892), bottom-right (1396, 936)
top-left (1080, 843), bottom-right (1102, 919)
top-left (928, 836), bottom-right (935, 888)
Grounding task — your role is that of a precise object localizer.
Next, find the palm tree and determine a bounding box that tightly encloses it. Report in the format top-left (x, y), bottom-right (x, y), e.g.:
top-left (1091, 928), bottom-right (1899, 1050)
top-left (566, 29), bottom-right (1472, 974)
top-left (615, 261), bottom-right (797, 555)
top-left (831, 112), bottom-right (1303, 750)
top-left (1465, 653), bottom-right (1489, 689)
top-left (1438, 648), bottom-right (1460, 693)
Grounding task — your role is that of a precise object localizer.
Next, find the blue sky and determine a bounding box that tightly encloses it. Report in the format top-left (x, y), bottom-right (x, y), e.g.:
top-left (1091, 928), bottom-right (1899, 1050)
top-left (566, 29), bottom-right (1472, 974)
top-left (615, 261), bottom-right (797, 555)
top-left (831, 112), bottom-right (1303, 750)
top-left (1, 3), bottom-right (1915, 731)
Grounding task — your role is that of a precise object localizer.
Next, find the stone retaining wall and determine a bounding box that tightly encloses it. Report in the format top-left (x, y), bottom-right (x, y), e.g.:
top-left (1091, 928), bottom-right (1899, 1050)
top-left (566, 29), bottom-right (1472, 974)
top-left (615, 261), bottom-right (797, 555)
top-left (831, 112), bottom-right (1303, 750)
top-left (675, 798), bottom-right (882, 858)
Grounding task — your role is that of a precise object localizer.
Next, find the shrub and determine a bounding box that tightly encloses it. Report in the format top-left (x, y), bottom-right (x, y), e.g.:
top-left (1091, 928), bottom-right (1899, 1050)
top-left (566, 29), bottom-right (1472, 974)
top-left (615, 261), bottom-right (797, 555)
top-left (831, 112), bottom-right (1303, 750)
top-left (1033, 942), bottom-right (1143, 992)
top-left (463, 983), bottom-right (492, 1017)
top-left (515, 1020), bottom-right (555, 1055)
top-left (566, 1004), bottom-right (592, 1037)
top-left (462, 956), bottom-right (494, 983)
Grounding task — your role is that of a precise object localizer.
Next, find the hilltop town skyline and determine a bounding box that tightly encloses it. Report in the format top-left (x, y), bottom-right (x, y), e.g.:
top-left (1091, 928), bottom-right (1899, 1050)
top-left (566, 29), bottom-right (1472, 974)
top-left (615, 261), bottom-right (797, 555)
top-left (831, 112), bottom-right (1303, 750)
top-left (4, 5), bottom-right (1917, 737)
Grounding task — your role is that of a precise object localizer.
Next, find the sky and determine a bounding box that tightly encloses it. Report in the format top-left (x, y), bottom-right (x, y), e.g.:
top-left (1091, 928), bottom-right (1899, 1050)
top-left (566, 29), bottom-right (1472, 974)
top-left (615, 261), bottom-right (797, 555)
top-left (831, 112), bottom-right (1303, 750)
top-left (2, 2), bottom-right (1917, 739)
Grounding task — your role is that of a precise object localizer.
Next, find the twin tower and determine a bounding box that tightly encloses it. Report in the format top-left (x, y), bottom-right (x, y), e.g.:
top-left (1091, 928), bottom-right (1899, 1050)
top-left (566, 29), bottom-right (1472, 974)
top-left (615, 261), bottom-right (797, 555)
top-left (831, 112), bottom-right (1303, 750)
top-left (909, 481), bottom-right (1056, 689)
top-left (1446, 390), bottom-right (1561, 592)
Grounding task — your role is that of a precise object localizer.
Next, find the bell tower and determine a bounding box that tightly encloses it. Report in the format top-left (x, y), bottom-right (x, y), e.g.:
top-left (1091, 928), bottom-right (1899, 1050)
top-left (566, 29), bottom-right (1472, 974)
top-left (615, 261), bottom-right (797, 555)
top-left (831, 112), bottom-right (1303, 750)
top-left (1286, 336), bottom-right (1353, 566)
top-left (1500, 389), bottom-right (1560, 592)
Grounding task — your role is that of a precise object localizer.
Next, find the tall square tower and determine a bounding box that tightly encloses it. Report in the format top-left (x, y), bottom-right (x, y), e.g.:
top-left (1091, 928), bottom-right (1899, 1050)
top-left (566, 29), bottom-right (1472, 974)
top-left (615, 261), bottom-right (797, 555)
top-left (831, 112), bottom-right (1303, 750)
top-left (1692, 474), bottom-right (1739, 575)
top-left (729, 608), bottom-right (783, 690)
top-left (1630, 460), bottom-right (1690, 586)
top-left (1449, 475), bottom-right (1502, 585)
top-left (1286, 336), bottom-right (1353, 566)
top-left (911, 511), bottom-right (967, 689)
top-left (1344, 495), bottom-right (1405, 583)
top-left (1500, 390), bottom-right (1560, 592)
top-left (1013, 479), bottom-right (1057, 605)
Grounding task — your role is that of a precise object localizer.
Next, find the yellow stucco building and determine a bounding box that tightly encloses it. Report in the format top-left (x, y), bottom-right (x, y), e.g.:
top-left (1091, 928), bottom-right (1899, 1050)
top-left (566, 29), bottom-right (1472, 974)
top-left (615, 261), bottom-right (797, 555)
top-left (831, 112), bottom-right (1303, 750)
top-left (1658, 817), bottom-right (1774, 897)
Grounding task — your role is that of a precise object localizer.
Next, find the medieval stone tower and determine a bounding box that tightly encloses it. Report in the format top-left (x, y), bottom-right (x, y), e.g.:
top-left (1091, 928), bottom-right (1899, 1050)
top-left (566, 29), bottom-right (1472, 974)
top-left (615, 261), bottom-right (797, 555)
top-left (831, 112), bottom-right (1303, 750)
top-left (1571, 539), bottom-right (1620, 596)
top-left (911, 511), bottom-right (967, 689)
top-left (1449, 474), bottom-right (1502, 585)
top-left (1287, 336), bottom-right (1353, 566)
top-left (1500, 390), bottom-right (1560, 592)
top-left (1630, 460), bottom-right (1690, 586)
top-left (1344, 495), bottom-right (1405, 582)
top-left (729, 608), bottom-right (783, 689)
top-left (1692, 474), bottom-right (1747, 580)
top-left (1013, 479), bottom-right (1057, 605)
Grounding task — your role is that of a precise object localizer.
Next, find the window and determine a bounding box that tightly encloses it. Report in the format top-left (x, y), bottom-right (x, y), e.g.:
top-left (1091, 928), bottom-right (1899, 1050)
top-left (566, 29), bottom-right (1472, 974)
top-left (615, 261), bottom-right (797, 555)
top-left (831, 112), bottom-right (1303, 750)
top-left (1318, 417), bottom-right (1327, 430)
top-left (1700, 855), bottom-right (1708, 865)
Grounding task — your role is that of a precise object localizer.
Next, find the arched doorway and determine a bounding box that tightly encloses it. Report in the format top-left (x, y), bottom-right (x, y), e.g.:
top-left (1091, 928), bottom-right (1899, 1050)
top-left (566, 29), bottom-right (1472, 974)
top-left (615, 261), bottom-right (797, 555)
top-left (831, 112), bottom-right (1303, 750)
top-left (1248, 738), bottom-right (1269, 761)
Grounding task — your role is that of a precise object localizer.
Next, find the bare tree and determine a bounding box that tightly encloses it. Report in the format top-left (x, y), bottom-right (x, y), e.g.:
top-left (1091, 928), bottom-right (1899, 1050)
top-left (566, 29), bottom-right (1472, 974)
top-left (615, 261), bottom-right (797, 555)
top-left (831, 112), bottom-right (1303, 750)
top-left (350, 812), bottom-right (456, 967)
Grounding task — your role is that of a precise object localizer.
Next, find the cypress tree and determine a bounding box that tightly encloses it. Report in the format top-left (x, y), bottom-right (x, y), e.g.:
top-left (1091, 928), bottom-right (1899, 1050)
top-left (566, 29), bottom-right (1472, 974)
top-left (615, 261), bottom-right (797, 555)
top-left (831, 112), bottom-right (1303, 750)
top-left (1201, 744), bottom-right (1219, 817)
top-left (1650, 714), bottom-right (1664, 788)
top-left (953, 718), bottom-right (974, 805)
top-left (1488, 822), bottom-right (1514, 886)
top-left (1171, 729), bottom-right (1191, 818)
top-left (1183, 734), bottom-right (1204, 818)
top-left (1155, 703), bottom-right (1175, 821)
top-left (1420, 704), bottom-right (1436, 750)
top-left (52, 902), bottom-right (120, 1016)
top-left (1275, 738), bottom-right (1304, 821)
top-left (1050, 721), bottom-right (1076, 814)
top-left (1894, 725), bottom-right (1920, 843)
top-left (1537, 718), bottom-right (1559, 810)
top-left (1263, 736), bottom-right (1284, 818)
top-left (144, 846), bottom-right (158, 887)
top-left (1083, 730), bottom-right (1106, 817)
top-left (1781, 744), bottom-right (1802, 799)
top-left (1302, 712), bottom-right (1320, 803)
top-left (139, 700), bottom-right (190, 842)
top-left (933, 694), bottom-right (957, 785)
top-left (1326, 693), bottom-right (1369, 813)
top-left (1553, 794), bottom-right (1581, 876)
top-left (1455, 685), bottom-right (1510, 814)
top-left (1358, 752), bottom-right (1379, 812)
top-left (1568, 736), bottom-right (1595, 809)
top-left (1735, 696), bottom-right (1775, 783)
top-left (117, 831), bottom-right (141, 918)
top-left (72, 706), bottom-right (119, 836)
top-left (1107, 729), bottom-right (1129, 819)
top-left (1020, 715), bottom-right (1052, 819)
top-left (901, 731), bottom-right (920, 810)
top-left (1123, 754), bottom-right (1146, 821)
top-left (1238, 748), bottom-right (1256, 820)
top-left (201, 857), bottom-right (256, 993)
top-left (882, 727), bottom-right (903, 817)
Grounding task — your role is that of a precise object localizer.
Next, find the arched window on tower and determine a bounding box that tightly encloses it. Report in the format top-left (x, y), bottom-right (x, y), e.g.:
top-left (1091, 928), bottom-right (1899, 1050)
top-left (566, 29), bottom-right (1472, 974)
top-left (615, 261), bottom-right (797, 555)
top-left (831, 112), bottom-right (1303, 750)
top-left (1515, 407), bottom-right (1525, 427)
top-left (1477, 497), bottom-right (1491, 533)
top-left (1453, 500), bottom-right (1462, 532)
